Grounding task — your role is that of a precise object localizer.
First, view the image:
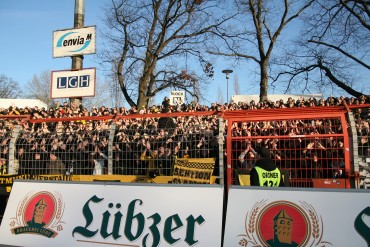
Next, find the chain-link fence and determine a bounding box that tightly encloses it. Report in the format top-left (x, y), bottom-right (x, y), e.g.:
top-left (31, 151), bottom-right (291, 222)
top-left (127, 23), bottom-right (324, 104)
top-left (1, 104), bottom-right (370, 189)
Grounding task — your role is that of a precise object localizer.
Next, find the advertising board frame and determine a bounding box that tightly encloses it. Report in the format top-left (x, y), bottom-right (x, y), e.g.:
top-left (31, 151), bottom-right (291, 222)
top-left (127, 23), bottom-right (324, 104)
top-left (0, 180), bottom-right (224, 247)
top-left (50, 68), bottom-right (96, 99)
top-left (52, 26), bottom-right (96, 58)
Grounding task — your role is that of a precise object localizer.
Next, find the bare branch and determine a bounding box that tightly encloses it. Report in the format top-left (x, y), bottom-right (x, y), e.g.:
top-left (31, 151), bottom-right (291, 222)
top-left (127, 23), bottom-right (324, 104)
top-left (308, 39), bottom-right (370, 69)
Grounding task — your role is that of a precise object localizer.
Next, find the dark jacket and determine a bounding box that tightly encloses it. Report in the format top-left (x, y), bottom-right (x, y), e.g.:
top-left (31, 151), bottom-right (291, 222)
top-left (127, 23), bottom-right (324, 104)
top-left (250, 158), bottom-right (284, 186)
top-left (48, 157), bottom-right (66, 175)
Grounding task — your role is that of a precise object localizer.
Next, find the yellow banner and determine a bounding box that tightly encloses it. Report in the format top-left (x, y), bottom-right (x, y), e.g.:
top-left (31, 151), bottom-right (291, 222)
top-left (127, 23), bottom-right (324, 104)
top-left (238, 174), bottom-right (250, 186)
top-left (1, 172), bottom-right (217, 194)
top-left (72, 175), bottom-right (173, 184)
top-left (0, 174), bottom-right (71, 187)
top-left (171, 158), bottom-right (215, 184)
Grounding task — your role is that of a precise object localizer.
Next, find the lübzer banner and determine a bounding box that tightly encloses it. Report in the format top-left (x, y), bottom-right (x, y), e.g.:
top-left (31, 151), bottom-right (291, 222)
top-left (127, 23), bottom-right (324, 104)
top-left (0, 181), bottom-right (223, 247)
top-left (223, 187), bottom-right (370, 247)
top-left (53, 26), bottom-right (96, 58)
top-left (51, 68), bottom-right (96, 98)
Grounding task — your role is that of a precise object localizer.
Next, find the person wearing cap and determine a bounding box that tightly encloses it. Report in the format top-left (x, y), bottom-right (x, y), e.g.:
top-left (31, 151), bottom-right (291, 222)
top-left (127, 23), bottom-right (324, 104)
top-left (48, 152), bottom-right (66, 175)
top-left (250, 146), bottom-right (284, 187)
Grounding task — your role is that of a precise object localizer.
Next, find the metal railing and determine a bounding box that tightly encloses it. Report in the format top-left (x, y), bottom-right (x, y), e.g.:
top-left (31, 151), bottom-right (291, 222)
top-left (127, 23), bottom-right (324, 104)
top-left (1, 104), bottom-right (370, 189)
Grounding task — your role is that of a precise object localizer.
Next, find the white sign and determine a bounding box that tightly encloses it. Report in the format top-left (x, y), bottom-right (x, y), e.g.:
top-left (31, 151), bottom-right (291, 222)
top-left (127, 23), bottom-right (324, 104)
top-left (232, 94), bottom-right (324, 104)
top-left (0, 181), bottom-right (223, 247)
top-left (51, 68), bottom-right (96, 98)
top-left (53, 26), bottom-right (96, 58)
top-left (170, 91), bottom-right (185, 106)
top-left (223, 187), bottom-right (370, 247)
top-left (0, 99), bottom-right (48, 109)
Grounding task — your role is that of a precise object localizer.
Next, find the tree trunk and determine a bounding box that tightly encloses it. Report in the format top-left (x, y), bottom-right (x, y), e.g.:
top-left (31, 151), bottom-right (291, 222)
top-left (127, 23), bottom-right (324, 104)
top-left (259, 61), bottom-right (269, 102)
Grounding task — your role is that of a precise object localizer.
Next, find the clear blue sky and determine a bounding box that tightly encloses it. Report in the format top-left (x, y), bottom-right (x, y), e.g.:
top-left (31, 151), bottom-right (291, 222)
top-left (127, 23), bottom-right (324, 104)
top-left (0, 1), bottom-right (107, 88)
top-left (0, 0), bottom-right (261, 106)
top-left (2, 1), bottom-right (367, 106)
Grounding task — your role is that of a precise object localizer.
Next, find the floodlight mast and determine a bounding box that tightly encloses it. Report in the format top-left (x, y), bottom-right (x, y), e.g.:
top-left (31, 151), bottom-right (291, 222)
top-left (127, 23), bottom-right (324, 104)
top-left (222, 69), bottom-right (233, 103)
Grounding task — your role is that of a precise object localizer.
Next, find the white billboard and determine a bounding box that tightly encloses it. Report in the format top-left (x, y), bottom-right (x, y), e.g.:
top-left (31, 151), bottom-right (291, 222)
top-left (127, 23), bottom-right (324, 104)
top-left (53, 26), bottom-right (96, 58)
top-left (232, 93), bottom-right (324, 103)
top-left (0, 181), bottom-right (224, 247)
top-left (51, 68), bottom-right (96, 98)
top-left (0, 99), bottom-right (47, 109)
top-left (224, 187), bottom-right (370, 247)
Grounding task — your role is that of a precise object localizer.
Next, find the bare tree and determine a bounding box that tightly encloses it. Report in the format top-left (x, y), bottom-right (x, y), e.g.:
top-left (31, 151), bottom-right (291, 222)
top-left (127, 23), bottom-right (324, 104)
top-left (83, 78), bottom-right (115, 110)
top-left (99, 0), bottom-right (233, 108)
top-left (217, 86), bottom-right (224, 104)
top-left (234, 74), bottom-right (241, 95)
top-left (0, 74), bottom-right (22, 98)
top-left (24, 70), bottom-right (55, 107)
top-left (274, 0), bottom-right (370, 97)
top-left (210, 0), bottom-right (314, 102)
top-left (108, 77), bottom-right (124, 108)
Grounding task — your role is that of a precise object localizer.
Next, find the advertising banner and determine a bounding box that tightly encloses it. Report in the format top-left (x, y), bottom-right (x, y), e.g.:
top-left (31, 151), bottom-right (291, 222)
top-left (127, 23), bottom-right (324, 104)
top-left (223, 187), bottom-right (370, 247)
top-left (51, 68), bottom-right (96, 98)
top-left (0, 181), bottom-right (223, 247)
top-left (171, 158), bottom-right (215, 184)
top-left (53, 26), bottom-right (96, 58)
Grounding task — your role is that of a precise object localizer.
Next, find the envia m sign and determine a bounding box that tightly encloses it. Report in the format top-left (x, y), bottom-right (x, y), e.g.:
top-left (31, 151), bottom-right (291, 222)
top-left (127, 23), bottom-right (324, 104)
top-left (53, 26), bottom-right (96, 58)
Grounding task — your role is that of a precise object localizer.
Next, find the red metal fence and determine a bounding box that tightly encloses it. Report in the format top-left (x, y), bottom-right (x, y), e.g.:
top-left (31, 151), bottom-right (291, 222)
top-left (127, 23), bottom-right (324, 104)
top-left (1, 103), bottom-right (370, 189)
top-left (223, 106), bottom-right (350, 188)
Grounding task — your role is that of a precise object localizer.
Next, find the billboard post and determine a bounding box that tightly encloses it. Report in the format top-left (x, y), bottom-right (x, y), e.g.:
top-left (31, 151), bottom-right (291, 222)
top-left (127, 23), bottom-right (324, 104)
top-left (71, 0), bottom-right (85, 108)
top-left (52, 1), bottom-right (97, 107)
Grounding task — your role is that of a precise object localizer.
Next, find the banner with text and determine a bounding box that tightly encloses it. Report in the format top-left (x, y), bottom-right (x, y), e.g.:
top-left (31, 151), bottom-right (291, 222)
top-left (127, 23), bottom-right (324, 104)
top-left (51, 68), bottom-right (96, 98)
top-left (223, 187), bottom-right (370, 247)
top-left (0, 181), bottom-right (223, 247)
top-left (172, 158), bottom-right (215, 184)
top-left (170, 91), bottom-right (185, 106)
top-left (53, 26), bottom-right (96, 58)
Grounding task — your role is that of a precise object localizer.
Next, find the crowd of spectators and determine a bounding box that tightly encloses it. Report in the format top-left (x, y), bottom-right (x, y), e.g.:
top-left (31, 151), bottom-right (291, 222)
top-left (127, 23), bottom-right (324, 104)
top-left (1, 95), bottom-right (369, 117)
top-left (0, 94), bottom-right (369, 185)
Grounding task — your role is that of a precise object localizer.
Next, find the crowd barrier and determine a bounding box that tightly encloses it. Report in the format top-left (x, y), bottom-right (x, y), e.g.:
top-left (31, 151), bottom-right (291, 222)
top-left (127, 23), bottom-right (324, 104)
top-left (0, 104), bottom-right (369, 190)
top-left (0, 102), bottom-right (370, 246)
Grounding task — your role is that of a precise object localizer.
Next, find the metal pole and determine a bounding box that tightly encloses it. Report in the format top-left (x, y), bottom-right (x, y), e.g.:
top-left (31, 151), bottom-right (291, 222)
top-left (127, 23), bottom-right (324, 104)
top-left (222, 69), bottom-right (233, 104)
top-left (227, 77), bottom-right (229, 103)
top-left (70, 0), bottom-right (85, 108)
top-left (218, 117), bottom-right (225, 185)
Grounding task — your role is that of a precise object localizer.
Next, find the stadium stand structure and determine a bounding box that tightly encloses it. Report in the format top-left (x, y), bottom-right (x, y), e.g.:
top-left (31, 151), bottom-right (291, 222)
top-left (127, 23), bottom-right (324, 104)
top-left (0, 96), bottom-right (369, 223)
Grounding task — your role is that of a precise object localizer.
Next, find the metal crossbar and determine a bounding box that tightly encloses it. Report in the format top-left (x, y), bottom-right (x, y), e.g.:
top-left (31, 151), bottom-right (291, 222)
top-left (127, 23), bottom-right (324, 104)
top-left (1, 104), bottom-right (369, 189)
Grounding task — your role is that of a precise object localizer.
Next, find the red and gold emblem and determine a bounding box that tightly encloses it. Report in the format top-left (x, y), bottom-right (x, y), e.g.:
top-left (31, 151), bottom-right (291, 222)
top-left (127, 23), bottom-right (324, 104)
top-left (9, 191), bottom-right (65, 238)
top-left (238, 200), bottom-right (332, 247)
